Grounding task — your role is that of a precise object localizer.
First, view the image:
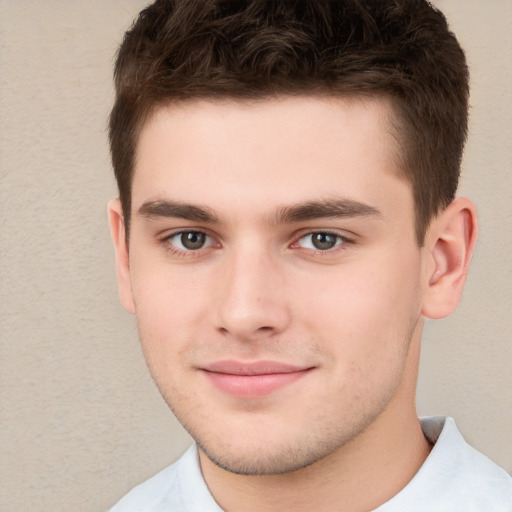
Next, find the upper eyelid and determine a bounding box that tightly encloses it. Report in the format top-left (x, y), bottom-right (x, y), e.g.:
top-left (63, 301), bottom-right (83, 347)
top-left (159, 228), bottom-right (218, 251)
top-left (292, 228), bottom-right (355, 243)
top-left (294, 232), bottom-right (348, 248)
top-left (160, 227), bottom-right (215, 240)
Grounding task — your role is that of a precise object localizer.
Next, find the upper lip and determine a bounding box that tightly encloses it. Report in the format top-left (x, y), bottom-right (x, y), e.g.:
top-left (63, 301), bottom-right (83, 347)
top-left (201, 360), bottom-right (312, 376)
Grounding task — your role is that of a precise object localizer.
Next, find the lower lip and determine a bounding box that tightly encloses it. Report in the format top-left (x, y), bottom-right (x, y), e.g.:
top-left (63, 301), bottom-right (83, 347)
top-left (202, 369), bottom-right (311, 398)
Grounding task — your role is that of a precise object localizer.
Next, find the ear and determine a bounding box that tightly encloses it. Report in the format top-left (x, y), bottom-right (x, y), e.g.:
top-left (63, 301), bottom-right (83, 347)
top-left (421, 197), bottom-right (478, 319)
top-left (108, 199), bottom-right (135, 314)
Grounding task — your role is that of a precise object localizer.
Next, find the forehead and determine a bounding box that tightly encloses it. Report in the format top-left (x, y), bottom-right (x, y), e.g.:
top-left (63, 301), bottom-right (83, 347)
top-left (131, 95), bottom-right (410, 220)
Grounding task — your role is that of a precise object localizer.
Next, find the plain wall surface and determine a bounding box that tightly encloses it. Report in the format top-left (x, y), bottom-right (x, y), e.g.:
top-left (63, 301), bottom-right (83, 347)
top-left (0, 1), bottom-right (510, 510)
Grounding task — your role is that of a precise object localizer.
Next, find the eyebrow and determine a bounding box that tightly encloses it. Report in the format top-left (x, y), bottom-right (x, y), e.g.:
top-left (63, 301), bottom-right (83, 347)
top-left (138, 200), bottom-right (220, 223)
top-left (137, 198), bottom-right (381, 225)
top-left (272, 199), bottom-right (381, 225)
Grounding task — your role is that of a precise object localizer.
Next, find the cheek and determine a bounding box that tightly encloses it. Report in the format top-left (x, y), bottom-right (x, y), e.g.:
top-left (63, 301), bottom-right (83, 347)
top-left (129, 265), bottom-right (210, 361)
top-left (131, 255), bottom-right (212, 318)
top-left (297, 253), bottom-right (422, 358)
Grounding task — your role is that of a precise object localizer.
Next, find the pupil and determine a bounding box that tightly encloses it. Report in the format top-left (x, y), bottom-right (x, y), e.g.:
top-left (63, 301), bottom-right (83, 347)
top-left (312, 233), bottom-right (336, 250)
top-left (181, 231), bottom-right (205, 250)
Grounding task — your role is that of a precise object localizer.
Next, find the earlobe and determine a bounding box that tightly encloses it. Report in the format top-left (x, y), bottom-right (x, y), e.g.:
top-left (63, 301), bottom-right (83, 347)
top-left (108, 199), bottom-right (136, 314)
top-left (421, 198), bottom-right (478, 320)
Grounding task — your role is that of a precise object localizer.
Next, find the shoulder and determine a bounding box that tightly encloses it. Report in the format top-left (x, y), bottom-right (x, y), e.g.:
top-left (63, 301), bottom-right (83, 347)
top-left (378, 417), bottom-right (512, 512)
top-left (108, 455), bottom-right (184, 512)
top-left (422, 417), bottom-right (512, 502)
top-left (108, 445), bottom-right (221, 512)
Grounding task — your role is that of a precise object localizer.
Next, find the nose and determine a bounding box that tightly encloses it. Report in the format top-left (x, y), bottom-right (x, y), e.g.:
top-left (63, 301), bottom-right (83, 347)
top-left (214, 247), bottom-right (291, 342)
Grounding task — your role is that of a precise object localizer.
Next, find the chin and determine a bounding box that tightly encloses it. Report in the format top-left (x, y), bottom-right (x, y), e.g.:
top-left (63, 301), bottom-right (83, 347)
top-left (194, 425), bottom-right (355, 476)
top-left (199, 442), bottom-right (324, 476)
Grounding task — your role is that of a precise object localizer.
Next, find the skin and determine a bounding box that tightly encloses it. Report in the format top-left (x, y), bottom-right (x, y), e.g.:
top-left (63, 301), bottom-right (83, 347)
top-left (109, 95), bottom-right (477, 511)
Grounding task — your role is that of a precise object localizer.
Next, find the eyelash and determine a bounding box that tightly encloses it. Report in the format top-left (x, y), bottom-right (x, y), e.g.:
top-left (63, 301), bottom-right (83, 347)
top-left (160, 230), bottom-right (217, 258)
top-left (292, 231), bottom-right (351, 256)
top-left (159, 229), bottom-right (353, 258)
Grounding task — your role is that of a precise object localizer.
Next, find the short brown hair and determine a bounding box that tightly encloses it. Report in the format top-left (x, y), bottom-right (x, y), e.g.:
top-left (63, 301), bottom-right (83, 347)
top-left (109, 0), bottom-right (469, 244)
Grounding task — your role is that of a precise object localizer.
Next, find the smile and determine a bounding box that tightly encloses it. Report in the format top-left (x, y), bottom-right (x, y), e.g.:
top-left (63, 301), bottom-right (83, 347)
top-left (200, 360), bottom-right (314, 398)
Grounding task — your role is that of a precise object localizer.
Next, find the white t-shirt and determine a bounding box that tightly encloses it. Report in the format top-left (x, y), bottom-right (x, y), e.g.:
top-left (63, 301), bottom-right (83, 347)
top-left (109, 417), bottom-right (512, 511)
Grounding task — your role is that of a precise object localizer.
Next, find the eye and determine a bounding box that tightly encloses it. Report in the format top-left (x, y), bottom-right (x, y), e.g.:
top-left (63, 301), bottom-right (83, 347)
top-left (166, 231), bottom-right (214, 251)
top-left (297, 232), bottom-right (345, 251)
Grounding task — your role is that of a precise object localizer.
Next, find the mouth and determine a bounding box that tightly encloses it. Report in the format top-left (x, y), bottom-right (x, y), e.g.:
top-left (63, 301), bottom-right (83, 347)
top-left (200, 360), bottom-right (314, 398)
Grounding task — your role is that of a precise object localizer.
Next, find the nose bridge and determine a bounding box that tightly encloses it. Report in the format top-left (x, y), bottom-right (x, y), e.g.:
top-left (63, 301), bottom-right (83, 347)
top-left (215, 239), bottom-right (290, 339)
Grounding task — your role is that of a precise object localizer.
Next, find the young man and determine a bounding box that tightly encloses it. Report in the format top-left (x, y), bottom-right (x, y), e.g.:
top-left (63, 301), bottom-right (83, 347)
top-left (108, 1), bottom-right (512, 510)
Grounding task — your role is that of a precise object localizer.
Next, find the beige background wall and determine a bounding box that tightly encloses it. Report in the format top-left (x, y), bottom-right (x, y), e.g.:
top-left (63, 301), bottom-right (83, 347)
top-left (0, 1), bottom-right (510, 510)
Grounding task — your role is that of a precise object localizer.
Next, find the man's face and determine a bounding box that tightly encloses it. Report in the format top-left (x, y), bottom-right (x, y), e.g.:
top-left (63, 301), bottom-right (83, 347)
top-left (117, 96), bottom-right (429, 475)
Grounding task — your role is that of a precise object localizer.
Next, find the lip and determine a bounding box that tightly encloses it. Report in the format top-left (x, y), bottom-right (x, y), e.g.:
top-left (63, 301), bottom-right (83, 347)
top-left (200, 360), bottom-right (313, 398)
